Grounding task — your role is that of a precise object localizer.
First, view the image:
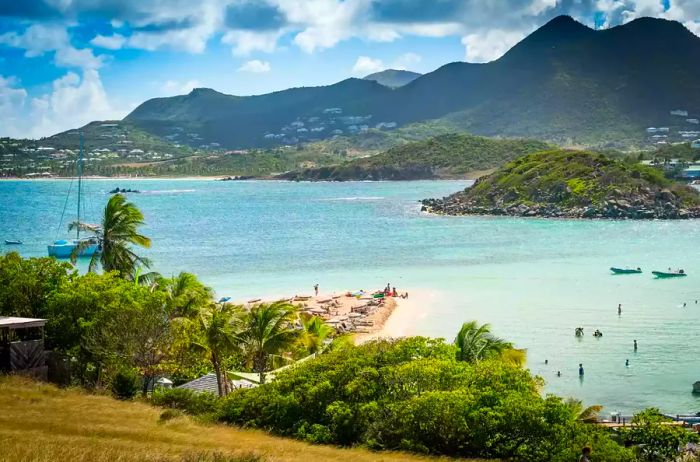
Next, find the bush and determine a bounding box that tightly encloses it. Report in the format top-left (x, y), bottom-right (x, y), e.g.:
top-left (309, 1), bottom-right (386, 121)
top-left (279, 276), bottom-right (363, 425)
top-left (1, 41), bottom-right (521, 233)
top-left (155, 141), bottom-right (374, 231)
top-left (621, 408), bottom-right (699, 461)
top-left (152, 387), bottom-right (220, 415)
top-left (110, 368), bottom-right (140, 400)
top-left (218, 337), bottom-right (634, 461)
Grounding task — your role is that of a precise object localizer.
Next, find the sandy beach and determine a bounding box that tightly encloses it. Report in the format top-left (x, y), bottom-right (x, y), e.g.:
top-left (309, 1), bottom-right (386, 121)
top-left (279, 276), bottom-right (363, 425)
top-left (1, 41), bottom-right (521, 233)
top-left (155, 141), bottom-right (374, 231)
top-left (239, 288), bottom-right (411, 341)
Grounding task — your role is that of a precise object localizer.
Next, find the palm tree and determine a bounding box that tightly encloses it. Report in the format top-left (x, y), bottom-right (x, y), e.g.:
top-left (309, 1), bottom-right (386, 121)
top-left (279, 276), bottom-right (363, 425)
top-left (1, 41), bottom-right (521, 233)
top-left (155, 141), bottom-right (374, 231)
top-left (162, 272), bottom-right (213, 319)
top-left (454, 321), bottom-right (513, 363)
top-left (565, 398), bottom-right (603, 423)
top-left (193, 303), bottom-right (239, 397)
top-left (296, 313), bottom-right (334, 356)
top-left (237, 301), bottom-right (299, 384)
top-left (71, 194), bottom-right (151, 277)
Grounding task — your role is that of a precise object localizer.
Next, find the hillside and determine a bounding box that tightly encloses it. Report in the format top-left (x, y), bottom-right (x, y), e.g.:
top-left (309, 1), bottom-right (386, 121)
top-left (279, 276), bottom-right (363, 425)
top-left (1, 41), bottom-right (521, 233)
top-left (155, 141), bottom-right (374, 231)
top-left (421, 150), bottom-right (700, 219)
top-left (0, 377), bottom-right (463, 462)
top-left (124, 16), bottom-right (700, 149)
top-left (279, 133), bottom-right (551, 180)
top-left (363, 69), bottom-right (422, 88)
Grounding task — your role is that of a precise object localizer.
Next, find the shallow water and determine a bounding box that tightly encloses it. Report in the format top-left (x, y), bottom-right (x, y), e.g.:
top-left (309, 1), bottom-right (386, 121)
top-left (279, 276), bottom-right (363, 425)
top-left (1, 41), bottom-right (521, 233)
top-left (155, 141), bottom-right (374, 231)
top-left (2, 178), bottom-right (700, 415)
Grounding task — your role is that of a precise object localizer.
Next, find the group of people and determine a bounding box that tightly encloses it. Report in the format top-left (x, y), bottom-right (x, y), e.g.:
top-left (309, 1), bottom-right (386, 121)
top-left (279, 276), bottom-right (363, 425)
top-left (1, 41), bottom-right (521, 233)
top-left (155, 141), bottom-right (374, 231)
top-left (383, 283), bottom-right (408, 299)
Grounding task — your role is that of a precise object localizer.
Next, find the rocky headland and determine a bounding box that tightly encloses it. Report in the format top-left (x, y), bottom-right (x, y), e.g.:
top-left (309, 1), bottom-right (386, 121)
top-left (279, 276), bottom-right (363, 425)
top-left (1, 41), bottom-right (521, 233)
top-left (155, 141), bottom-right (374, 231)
top-left (421, 150), bottom-right (700, 219)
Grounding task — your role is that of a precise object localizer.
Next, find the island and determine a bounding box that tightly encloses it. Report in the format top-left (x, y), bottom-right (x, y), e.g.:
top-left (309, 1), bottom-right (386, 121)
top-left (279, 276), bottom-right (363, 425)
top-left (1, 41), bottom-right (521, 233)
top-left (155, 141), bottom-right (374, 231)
top-left (421, 150), bottom-right (700, 219)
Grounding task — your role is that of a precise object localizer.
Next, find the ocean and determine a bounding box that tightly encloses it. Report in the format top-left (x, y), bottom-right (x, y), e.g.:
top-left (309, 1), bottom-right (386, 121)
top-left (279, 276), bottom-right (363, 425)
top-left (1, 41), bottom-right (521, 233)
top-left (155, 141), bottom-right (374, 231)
top-left (2, 178), bottom-right (700, 415)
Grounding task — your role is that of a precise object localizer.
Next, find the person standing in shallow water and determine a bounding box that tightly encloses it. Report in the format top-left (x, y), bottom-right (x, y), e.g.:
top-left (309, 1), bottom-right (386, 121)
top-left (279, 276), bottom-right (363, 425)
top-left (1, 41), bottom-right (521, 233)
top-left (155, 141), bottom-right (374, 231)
top-left (618, 303), bottom-right (622, 315)
top-left (579, 363), bottom-right (584, 376)
top-left (634, 339), bottom-right (638, 351)
top-left (314, 284), bottom-right (319, 296)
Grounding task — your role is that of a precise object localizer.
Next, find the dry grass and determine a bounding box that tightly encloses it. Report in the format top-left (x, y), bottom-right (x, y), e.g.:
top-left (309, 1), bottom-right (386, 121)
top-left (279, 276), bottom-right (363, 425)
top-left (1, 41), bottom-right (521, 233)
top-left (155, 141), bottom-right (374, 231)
top-left (0, 377), bottom-right (480, 462)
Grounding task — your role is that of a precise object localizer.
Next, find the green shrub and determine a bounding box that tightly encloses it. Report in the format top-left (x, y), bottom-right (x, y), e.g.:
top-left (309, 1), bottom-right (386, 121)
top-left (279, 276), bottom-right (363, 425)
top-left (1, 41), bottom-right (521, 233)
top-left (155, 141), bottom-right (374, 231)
top-left (110, 368), bottom-right (140, 400)
top-left (218, 337), bottom-right (634, 461)
top-left (159, 408), bottom-right (183, 422)
top-left (152, 387), bottom-right (219, 415)
top-left (621, 408), bottom-right (699, 461)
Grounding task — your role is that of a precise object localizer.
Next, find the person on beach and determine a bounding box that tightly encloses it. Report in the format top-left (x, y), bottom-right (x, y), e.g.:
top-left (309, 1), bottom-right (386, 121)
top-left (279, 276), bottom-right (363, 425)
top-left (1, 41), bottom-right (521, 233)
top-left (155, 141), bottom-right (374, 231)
top-left (579, 446), bottom-right (591, 462)
top-left (634, 339), bottom-right (638, 351)
top-left (314, 284), bottom-right (319, 296)
top-left (392, 286), bottom-right (397, 297)
top-left (579, 363), bottom-right (584, 376)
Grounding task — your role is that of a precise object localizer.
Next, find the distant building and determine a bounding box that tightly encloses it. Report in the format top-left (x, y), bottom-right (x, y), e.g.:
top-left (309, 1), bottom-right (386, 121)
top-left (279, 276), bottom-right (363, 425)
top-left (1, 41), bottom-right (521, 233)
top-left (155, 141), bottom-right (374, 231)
top-left (671, 109), bottom-right (689, 117)
top-left (178, 373), bottom-right (256, 395)
top-left (687, 119), bottom-right (699, 124)
top-left (646, 127), bottom-right (657, 134)
top-left (658, 127), bottom-right (670, 132)
top-left (692, 139), bottom-right (700, 149)
top-left (682, 165), bottom-right (700, 179)
top-left (0, 317), bottom-right (48, 380)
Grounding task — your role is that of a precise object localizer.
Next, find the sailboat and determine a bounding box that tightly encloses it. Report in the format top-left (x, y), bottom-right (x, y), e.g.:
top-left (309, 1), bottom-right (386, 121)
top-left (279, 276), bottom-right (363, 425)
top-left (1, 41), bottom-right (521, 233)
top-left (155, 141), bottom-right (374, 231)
top-left (47, 132), bottom-right (101, 259)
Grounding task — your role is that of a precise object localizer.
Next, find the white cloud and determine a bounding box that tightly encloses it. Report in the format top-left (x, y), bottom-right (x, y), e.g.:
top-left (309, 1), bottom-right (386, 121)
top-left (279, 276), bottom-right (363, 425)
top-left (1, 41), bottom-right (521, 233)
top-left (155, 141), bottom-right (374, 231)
top-left (222, 30), bottom-right (281, 56)
top-left (90, 33), bottom-right (127, 50)
top-left (0, 24), bottom-right (102, 69)
top-left (392, 52), bottom-right (421, 70)
top-left (160, 79), bottom-right (201, 96)
top-left (0, 70), bottom-right (130, 138)
top-left (461, 29), bottom-right (529, 63)
top-left (351, 56), bottom-right (384, 76)
top-left (237, 60), bottom-right (271, 73)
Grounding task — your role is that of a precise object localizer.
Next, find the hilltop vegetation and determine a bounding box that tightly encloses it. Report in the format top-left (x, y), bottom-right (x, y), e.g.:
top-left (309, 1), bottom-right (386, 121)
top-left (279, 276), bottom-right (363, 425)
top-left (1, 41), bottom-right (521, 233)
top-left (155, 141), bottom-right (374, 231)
top-left (279, 134), bottom-right (551, 181)
top-left (422, 150), bottom-right (700, 219)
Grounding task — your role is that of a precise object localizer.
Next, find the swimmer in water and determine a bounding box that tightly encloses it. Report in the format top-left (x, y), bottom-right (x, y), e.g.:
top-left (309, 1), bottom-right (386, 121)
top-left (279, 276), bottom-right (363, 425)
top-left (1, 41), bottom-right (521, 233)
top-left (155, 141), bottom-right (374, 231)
top-left (557, 371), bottom-right (561, 377)
top-left (625, 359), bottom-right (629, 367)
top-left (634, 339), bottom-right (638, 351)
top-left (545, 359), bottom-right (548, 365)
top-left (579, 363), bottom-right (584, 376)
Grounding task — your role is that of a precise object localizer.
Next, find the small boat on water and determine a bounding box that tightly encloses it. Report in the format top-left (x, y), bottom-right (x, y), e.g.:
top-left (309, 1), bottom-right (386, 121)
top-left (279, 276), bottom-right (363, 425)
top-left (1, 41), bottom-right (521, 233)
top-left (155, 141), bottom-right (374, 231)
top-left (652, 270), bottom-right (688, 278)
top-left (4, 240), bottom-right (22, 245)
top-left (610, 267), bottom-right (642, 274)
top-left (47, 132), bottom-right (101, 260)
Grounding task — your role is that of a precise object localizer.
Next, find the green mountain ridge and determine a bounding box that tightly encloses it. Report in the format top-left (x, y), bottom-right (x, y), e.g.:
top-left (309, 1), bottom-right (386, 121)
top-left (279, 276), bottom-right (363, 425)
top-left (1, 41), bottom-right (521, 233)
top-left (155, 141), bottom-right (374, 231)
top-left (124, 16), bottom-right (700, 149)
top-left (363, 69), bottom-right (422, 88)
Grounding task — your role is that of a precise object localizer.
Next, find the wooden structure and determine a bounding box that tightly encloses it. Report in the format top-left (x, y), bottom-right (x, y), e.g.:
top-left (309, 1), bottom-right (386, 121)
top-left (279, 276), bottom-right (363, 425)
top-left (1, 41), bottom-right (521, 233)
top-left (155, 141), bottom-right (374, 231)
top-left (0, 317), bottom-right (48, 380)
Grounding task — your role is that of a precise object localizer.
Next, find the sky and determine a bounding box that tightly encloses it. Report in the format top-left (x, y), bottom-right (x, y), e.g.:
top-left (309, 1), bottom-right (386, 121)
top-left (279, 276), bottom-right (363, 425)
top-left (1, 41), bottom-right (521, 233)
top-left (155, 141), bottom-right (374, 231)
top-left (0, 0), bottom-right (698, 139)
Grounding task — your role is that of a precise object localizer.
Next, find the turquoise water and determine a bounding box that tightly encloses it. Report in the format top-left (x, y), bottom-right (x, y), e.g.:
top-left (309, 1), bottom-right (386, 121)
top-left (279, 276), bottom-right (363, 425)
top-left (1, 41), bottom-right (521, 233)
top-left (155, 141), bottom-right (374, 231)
top-left (2, 178), bottom-right (700, 415)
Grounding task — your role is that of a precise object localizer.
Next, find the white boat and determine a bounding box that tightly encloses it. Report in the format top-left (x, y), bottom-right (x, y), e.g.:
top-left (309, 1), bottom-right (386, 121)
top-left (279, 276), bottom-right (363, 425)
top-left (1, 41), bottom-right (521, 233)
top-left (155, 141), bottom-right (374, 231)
top-left (47, 132), bottom-right (101, 259)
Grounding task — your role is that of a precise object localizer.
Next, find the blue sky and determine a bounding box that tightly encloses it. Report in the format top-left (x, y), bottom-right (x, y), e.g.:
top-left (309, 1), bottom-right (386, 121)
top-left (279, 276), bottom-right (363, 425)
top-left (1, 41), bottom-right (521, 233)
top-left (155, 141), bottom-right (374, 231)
top-left (0, 0), bottom-right (697, 139)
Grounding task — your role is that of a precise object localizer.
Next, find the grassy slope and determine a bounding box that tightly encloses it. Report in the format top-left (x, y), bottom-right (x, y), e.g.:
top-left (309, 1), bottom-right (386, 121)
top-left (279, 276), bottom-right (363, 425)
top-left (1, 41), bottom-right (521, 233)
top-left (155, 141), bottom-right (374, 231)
top-left (281, 133), bottom-right (551, 180)
top-left (0, 377), bottom-right (474, 462)
top-left (467, 149), bottom-right (700, 208)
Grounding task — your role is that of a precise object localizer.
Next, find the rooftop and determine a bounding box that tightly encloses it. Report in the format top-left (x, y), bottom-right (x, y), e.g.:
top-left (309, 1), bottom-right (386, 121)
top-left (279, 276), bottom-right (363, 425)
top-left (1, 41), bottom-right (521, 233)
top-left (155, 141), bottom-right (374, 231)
top-left (0, 317), bottom-right (46, 329)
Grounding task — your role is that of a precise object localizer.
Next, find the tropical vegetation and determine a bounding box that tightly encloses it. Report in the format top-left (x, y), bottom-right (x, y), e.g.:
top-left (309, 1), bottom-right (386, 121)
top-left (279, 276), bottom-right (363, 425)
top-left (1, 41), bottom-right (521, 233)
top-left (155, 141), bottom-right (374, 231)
top-left (423, 149), bottom-right (700, 219)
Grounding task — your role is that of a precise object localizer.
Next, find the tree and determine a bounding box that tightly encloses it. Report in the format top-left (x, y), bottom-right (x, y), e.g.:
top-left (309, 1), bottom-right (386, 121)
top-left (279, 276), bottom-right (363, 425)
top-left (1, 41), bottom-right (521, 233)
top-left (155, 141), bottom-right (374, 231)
top-left (162, 272), bottom-right (213, 319)
top-left (454, 321), bottom-right (513, 362)
top-left (296, 313), bottom-right (334, 356)
top-left (194, 303), bottom-right (240, 396)
top-left (564, 398), bottom-right (603, 423)
top-left (71, 194), bottom-right (151, 277)
top-left (237, 301), bottom-right (299, 384)
top-left (0, 252), bottom-right (73, 318)
top-left (622, 408), bottom-right (699, 461)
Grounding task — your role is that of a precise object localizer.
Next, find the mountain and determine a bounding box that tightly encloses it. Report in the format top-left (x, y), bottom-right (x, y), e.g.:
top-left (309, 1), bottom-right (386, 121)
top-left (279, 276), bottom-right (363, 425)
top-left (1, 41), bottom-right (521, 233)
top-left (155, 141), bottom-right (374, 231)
top-left (421, 150), bottom-right (700, 219)
top-left (278, 133), bottom-right (551, 180)
top-left (124, 16), bottom-right (700, 149)
top-left (363, 69), bottom-right (422, 88)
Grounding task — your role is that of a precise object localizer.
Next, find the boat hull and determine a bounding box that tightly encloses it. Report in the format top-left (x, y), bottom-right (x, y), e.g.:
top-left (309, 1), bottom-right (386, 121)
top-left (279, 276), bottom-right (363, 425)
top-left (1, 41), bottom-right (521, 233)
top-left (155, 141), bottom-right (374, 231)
top-left (652, 271), bottom-right (687, 278)
top-left (610, 267), bottom-right (642, 274)
top-left (47, 239), bottom-right (100, 259)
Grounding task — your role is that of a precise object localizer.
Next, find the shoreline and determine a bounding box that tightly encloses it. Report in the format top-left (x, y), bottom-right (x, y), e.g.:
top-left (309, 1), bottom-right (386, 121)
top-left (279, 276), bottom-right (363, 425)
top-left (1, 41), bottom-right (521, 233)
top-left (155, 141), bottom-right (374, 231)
top-left (235, 288), bottom-right (411, 340)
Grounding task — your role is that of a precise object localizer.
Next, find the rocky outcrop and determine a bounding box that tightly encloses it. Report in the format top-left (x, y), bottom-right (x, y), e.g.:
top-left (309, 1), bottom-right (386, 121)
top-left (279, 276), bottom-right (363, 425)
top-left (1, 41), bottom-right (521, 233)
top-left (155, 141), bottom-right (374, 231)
top-left (421, 150), bottom-right (700, 219)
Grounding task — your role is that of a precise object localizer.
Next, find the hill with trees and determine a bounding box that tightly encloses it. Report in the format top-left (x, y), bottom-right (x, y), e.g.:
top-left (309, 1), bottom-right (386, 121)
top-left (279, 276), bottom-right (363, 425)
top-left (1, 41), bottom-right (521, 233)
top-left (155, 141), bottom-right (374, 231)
top-left (421, 150), bottom-right (700, 219)
top-left (124, 16), bottom-right (700, 149)
top-left (278, 133), bottom-right (552, 180)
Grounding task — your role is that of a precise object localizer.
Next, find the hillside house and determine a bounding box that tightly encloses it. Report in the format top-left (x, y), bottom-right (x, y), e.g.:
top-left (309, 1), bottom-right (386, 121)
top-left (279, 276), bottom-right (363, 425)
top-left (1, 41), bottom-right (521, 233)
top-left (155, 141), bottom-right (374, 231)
top-left (692, 140), bottom-right (700, 149)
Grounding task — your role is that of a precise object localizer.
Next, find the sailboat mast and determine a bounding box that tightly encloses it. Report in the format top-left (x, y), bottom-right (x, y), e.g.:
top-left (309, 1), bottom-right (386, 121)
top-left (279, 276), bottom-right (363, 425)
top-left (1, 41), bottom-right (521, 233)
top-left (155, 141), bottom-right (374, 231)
top-left (76, 131), bottom-right (83, 239)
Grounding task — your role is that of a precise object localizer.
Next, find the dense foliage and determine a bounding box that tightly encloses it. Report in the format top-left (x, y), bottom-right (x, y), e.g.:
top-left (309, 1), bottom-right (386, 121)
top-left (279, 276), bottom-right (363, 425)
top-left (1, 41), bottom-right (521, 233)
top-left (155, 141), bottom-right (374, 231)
top-left (280, 134), bottom-right (551, 180)
top-left (621, 409), bottom-right (699, 461)
top-left (466, 150), bottom-right (700, 208)
top-left (218, 337), bottom-right (633, 461)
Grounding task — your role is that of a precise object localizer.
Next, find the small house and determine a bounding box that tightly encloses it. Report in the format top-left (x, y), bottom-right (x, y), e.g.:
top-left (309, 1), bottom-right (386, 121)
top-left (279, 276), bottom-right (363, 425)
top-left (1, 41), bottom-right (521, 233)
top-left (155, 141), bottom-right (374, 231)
top-left (0, 317), bottom-right (47, 380)
top-left (691, 140), bottom-right (700, 149)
